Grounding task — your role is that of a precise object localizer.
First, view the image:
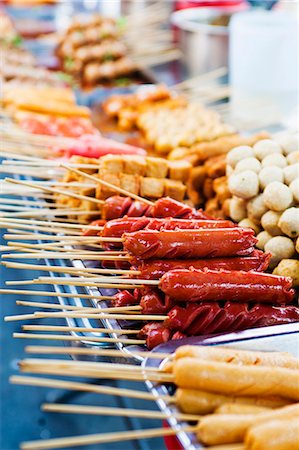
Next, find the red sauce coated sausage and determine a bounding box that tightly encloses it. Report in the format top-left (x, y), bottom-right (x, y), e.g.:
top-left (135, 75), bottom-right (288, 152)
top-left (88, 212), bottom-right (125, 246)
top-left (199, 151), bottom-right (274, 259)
top-left (160, 269), bottom-right (295, 304)
top-left (135, 250), bottom-right (270, 279)
top-left (123, 228), bottom-right (257, 260)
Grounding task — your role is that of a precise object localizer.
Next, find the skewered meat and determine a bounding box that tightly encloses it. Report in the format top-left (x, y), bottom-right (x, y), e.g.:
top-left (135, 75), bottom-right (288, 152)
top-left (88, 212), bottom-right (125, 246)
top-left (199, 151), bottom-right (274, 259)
top-left (160, 269), bottom-right (294, 304)
top-left (123, 228), bottom-right (257, 259)
top-left (140, 303), bottom-right (299, 348)
top-left (134, 251), bottom-right (271, 279)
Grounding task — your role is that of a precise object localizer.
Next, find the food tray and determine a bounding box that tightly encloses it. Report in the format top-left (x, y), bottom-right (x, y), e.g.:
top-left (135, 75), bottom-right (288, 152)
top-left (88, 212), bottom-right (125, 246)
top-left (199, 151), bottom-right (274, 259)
top-left (142, 327), bottom-right (299, 450)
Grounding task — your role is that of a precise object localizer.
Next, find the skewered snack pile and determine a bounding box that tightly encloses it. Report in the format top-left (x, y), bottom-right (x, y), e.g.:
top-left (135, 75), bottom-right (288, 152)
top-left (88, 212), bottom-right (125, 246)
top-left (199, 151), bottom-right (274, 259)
top-left (227, 134), bottom-right (299, 285)
top-left (56, 15), bottom-right (136, 86)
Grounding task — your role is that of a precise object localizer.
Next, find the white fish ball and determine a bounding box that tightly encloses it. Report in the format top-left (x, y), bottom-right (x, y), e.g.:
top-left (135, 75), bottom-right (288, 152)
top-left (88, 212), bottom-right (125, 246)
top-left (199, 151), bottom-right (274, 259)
top-left (263, 182), bottom-right (293, 211)
top-left (262, 153), bottom-right (287, 168)
top-left (265, 236), bottom-right (295, 268)
top-left (278, 207), bottom-right (299, 238)
top-left (228, 171), bottom-right (259, 199)
top-left (286, 152), bottom-right (299, 165)
top-left (247, 194), bottom-right (268, 221)
top-left (283, 163), bottom-right (299, 185)
top-left (259, 166), bottom-right (284, 190)
top-left (253, 139), bottom-right (282, 160)
top-left (261, 210), bottom-right (282, 236)
top-left (256, 230), bottom-right (272, 250)
top-left (226, 146), bottom-right (254, 168)
top-left (235, 157), bottom-right (261, 174)
top-left (289, 179), bottom-right (299, 204)
top-left (276, 133), bottom-right (299, 155)
top-left (238, 218), bottom-right (261, 235)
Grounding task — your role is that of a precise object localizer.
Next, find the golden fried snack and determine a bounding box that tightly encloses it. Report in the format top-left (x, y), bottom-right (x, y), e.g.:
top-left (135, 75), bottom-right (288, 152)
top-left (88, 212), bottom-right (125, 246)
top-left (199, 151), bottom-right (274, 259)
top-left (174, 345), bottom-right (299, 370)
top-left (273, 259), bottom-right (299, 287)
top-left (186, 131), bottom-right (270, 164)
top-left (164, 179), bottom-right (186, 202)
top-left (186, 166), bottom-right (206, 205)
top-left (12, 98), bottom-right (90, 118)
top-left (213, 177), bottom-right (231, 204)
top-left (214, 403), bottom-right (270, 415)
top-left (175, 388), bottom-right (290, 415)
top-left (205, 154), bottom-right (226, 179)
top-left (245, 417), bottom-right (299, 450)
top-left (168, 160), bottom-right (191, 182)
top-left (173, 358), bottom-right (299, 400)
top-left (197, 404), bottom-right (299, 446)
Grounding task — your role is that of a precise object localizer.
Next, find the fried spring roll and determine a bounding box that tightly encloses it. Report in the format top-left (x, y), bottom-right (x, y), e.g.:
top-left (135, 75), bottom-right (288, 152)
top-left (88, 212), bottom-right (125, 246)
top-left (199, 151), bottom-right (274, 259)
top-left (174, 345), bottom-right (299, 370)
top-left (175, 389), bottom-right (290, 415)
top-left (173, 358), bottom-right (299, 400)
top-left (245, 417), bottom-right (299, 450)
top-left (197, 404), bottom-right (299, 445)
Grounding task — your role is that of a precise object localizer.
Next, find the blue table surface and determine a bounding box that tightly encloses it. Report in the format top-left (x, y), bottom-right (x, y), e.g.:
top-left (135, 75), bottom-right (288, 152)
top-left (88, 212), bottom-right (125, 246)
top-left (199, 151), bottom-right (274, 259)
top-left (0, 230), bottom-right (166, 450)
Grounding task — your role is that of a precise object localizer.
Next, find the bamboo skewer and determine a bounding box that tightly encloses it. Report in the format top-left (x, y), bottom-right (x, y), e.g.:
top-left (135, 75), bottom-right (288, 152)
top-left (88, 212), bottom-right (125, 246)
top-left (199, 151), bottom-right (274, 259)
top-left (23, 326), bottom-right (139, 335)
top-left (2, 261), bottom-right (138, 276)
top-left (61, 164), bottom-right (154, 206)
top-left (24, 345), bottom-right (169, 358)
top-left (4, 178), bottom-right (104, 205)
top-left (5, 306), bottom-right (144, 322)
top-left (14, 333), bottom-right (146, 345)
top-left (10, 375), bottom-right (172, 402)
top-left (2, 252), bottom-right (130, 261)
top-left (1, 208), bottom-right (102, 219)
top-left (42, 403), bottom-right (202, 422)
top-left (15, 301), bottom-right (141, 313)
top-left (0, 289), bottom-right (113, 301)
top-left (21, 425), bottom-right (196, 450)
top-left (33, 311), bottom-right (166, 320)
top-left (1, 217), bottom-right (104, 230)
top-left (18, 358), bottom-right (174, 381)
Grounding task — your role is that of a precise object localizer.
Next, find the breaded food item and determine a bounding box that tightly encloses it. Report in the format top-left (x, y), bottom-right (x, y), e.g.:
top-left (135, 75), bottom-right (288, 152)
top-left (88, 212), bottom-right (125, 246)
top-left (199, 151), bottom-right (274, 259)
top-left (146, 157), bottom-right (168, 179)
top-left (168, 160), bottom-right (191, 182)
top-left (164, 179), bottom-right (186, 202)
top-left (123, 155), bottom-right (146, 176)
top-left (101, 154), bottom-right (124, 174)
top-left (119, 173), bottom-right (140, 195)
top-left (140, 177), bottom-right (165, 198)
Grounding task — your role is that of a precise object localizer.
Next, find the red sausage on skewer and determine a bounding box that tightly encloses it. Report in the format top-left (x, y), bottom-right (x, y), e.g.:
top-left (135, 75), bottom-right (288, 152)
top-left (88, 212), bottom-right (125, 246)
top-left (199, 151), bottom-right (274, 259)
top-left (160, 269), bottom-right (295, 305)
top-left (101, 195), bottom-right (210, 221)
top-left (140, 303), bottom-right (299, 349)
top-left (123, 228), bottom-right (257, 259)
top-left (134, 250), bottom-right (271, 279)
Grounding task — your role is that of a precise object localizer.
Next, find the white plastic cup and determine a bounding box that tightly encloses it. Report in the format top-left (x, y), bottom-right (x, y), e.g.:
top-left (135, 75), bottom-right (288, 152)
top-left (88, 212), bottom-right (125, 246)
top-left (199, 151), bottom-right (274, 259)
top-left (229, 10), bottom-right (298, 127)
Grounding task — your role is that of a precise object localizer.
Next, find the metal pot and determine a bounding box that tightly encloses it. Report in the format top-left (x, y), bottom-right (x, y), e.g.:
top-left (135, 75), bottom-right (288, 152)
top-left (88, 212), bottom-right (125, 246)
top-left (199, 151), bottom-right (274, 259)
top-left (171, 6), bottom-right (245, 76)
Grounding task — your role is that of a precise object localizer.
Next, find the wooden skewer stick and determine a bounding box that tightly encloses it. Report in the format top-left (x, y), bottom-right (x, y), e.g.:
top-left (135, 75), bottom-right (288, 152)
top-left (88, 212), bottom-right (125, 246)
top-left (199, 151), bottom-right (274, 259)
top-left (6, 241), bottom-right (105, 252)
top-left (18, 359), bottom-right (174, 381)
top-left (10, 375), bottom-right (172, 402)
top-left (23, 326), bottom-right (139, 335)
top-left (0, 289), bottom-right (113, 301)
top-left (61, 164), bottom-right (154, 207)
top-left (42, 403), bottom-right (202, 422)
top-left (14, 333), bottom-right (146, 345)
top-left (4, 178), bottom-right (104, 205)
top-left (5, 306), bottom-right (143, 322)
top-left (36, 276), bottom-right (156, 285)
top-left (2, 252), bottom-right (130, 261)
top-left (20, 425), bottom-right (196, 450)
top-left (1, 217), bottom-right (104, 230)
top-left (1, 209), bottom-right (102, 219)
top-left (2, 261), bottom-right (138, 276)
top-left (33, 312), bottom-right (166, 321)
top-left (6, 279), bottom-right (138, 290)
top-left (15, 301), bottom-right (141, 313)
top-left (24, 345), bottom-right (170, 358)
